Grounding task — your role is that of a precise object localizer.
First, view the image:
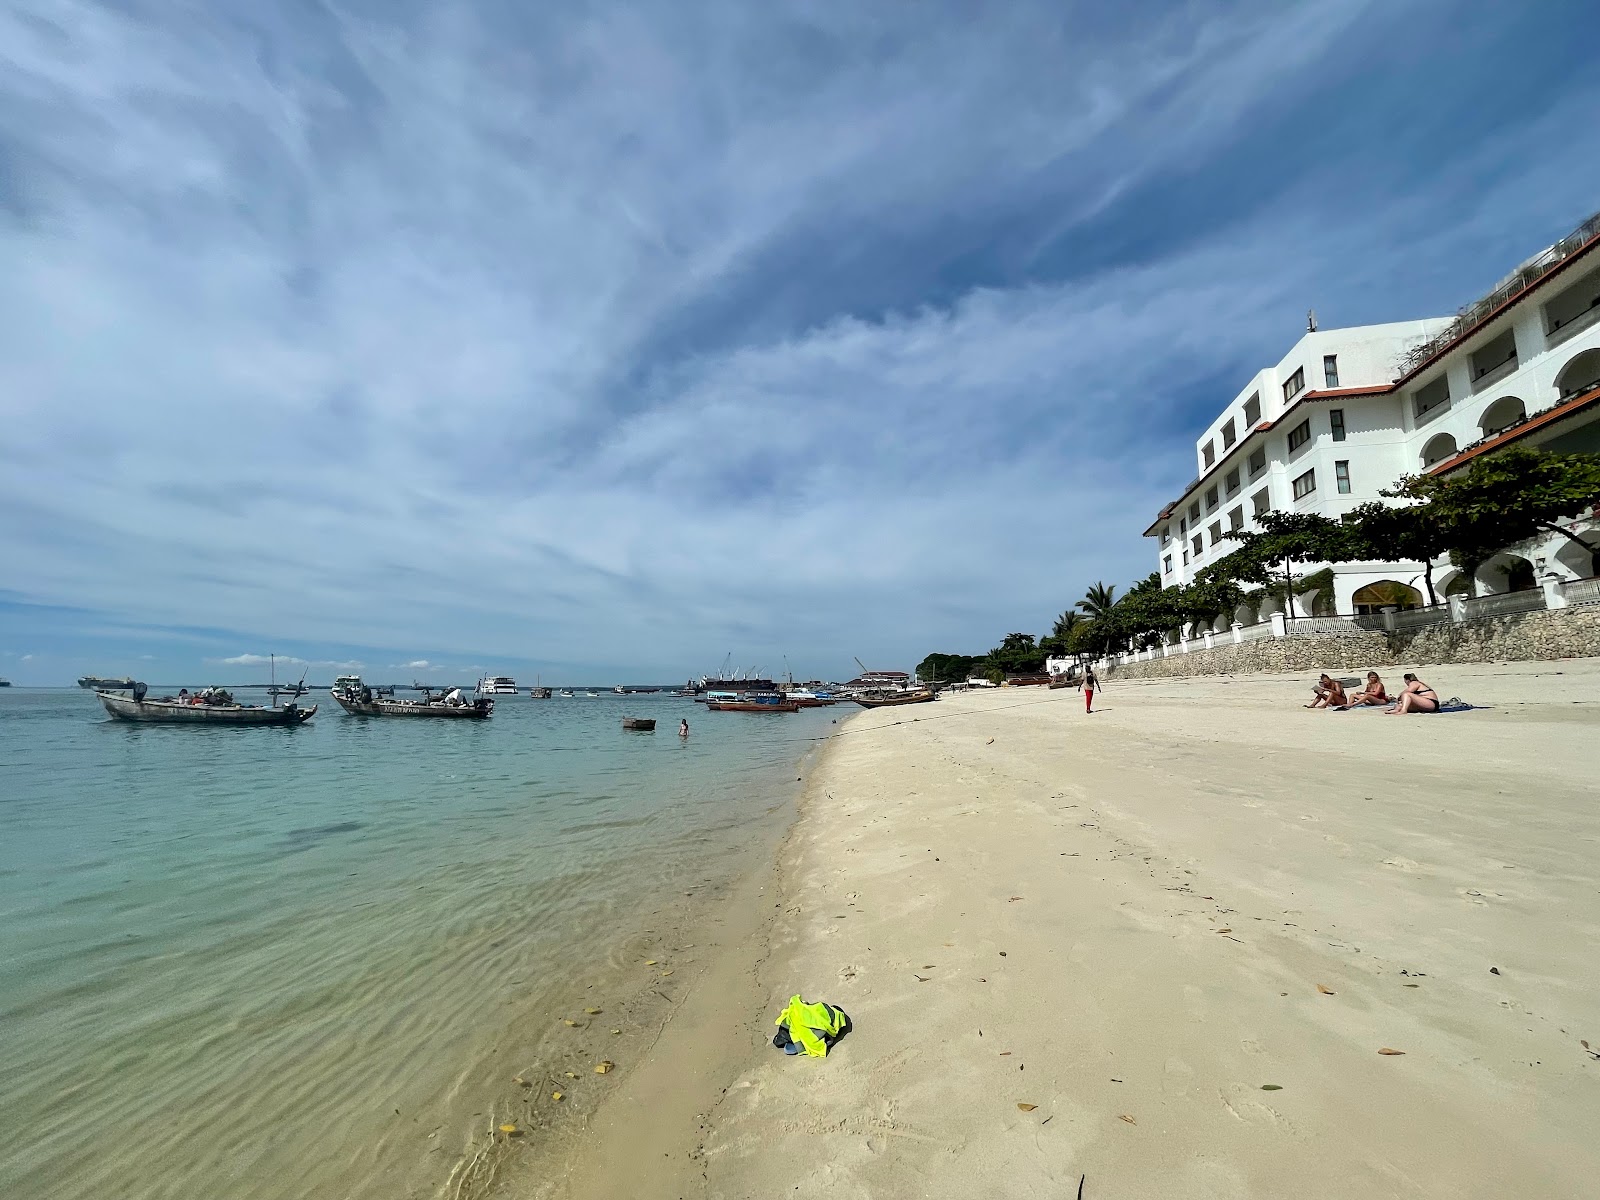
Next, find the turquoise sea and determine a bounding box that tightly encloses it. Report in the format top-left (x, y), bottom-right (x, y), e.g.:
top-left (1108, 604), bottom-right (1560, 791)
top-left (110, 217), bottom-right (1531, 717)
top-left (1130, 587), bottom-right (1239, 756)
top-left (0, 687), bottom-right (835, 1200)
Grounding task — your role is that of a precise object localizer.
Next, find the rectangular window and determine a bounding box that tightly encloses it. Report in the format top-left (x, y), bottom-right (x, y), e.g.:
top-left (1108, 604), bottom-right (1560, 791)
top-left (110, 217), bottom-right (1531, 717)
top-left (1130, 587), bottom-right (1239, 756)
top-left (1282, 367), bottom-right (1305, 402)
top-left (1227, 506), bottom-right (1244, 532)
top-left (1251, 488), bottom-right (1270, 517)
top-left (1243, 392), bottom-right (1261, 426)
top-left (1192, 534), bottom-right (1203, 556)
top-left (1225, 467), bottom-right (1241, 497)
top-left (1330, 408), bottom-right (1346, 441)
top-left (1292, 469), bottom-right (1316, 500)
top-left (1161, 527), bottom-right (1171, 546)
top-left (1179, 516), bottom-right (1188, 536)
top-left (1182, 548), bottom-right (1190, 566)
top-left (1221, 418), bottom-right (1236, 449)
top-left (1323, 355), bottom-right (1339, 388)
top-left (1188, 502), bottom-right (1201, 524)
top-left (1202, 440), bottom-right (1215, 468)
top-left (1205, 485), bottom-right (1219, 513)
top-left (1208, 521), bottom-right (1223, 546)
top-left (1247, 447), bottom-right (1267, 478)
top-left (1287, 418), bottom-right (1311, 452)
top-left (1163, 554), bottom-right (1173, 574)
top-left (1335, 460), bottom-right (1351, 494)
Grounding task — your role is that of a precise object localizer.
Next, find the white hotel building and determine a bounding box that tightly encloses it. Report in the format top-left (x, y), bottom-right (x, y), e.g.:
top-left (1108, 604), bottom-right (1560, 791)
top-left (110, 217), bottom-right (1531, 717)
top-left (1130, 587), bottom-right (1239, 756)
top-left (1143, 210), bottom-right (1600, 622)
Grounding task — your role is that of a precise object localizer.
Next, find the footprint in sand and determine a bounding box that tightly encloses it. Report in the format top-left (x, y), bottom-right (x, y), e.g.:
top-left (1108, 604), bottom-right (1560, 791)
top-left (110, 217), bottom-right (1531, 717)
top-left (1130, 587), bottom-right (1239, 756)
top-left (1381, 857), bottom-right (1426, 873)
top-left (1164, 1056), bottom-right (1195, 1096)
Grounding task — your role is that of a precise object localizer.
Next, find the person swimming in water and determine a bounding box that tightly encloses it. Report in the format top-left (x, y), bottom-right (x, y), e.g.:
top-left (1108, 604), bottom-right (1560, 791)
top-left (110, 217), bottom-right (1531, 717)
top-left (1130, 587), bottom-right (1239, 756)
top-left (679, 718), bottom-right (689, 738)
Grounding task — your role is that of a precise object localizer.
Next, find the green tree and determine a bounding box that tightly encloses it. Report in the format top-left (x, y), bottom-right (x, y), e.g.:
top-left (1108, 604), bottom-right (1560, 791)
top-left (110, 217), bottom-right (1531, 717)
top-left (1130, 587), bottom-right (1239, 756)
top-left (1050, 610), bottom-right (1083, 640)
top-left (1343, 501), bottom-right (1450, 606)
top-left (915, 653), bottom-right (980, 684)
top-left (1077, 581), bottom-right (1118, 620)
top-left (985, 632), bottom-right (1047, 676)
top-left (1382, 447), bottom-right (1600, 587)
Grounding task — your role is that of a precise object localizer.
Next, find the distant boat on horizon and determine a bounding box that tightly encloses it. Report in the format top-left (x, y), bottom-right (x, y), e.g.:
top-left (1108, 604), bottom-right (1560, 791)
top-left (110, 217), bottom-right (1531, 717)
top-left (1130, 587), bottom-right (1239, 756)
top-left (79, 675), bottom-right (135, 690)
top-left (479, 676), bottom-right (519, 695)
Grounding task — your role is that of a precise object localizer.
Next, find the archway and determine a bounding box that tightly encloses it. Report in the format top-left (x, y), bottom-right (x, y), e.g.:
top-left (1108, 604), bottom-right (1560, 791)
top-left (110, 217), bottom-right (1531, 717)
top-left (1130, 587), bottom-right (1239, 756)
top-left (1421, 432), bottom-right (1458, 468)
top-left (1476, 553), bottom-right (1536, 594)
top-left (1351, 581), bottom-right (1424, 615)
top-left (1556, 348), bottom-right (1600, 399)
top-left (1553, 532), bottom-right (1600, 580)
top-left (1443, 572), bottom-right (1475, 600)
top-left (1477, 395), bottom-right (1525, 438)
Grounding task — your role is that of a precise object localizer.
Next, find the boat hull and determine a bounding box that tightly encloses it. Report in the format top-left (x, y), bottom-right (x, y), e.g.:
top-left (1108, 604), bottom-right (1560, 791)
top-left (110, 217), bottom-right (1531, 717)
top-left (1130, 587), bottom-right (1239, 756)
top-left (706, 700), bottom-right (800, 713)
top-left (333, 694), bottom-right (492, 718)
top-left (98, 692), bottom-right (316, 725)
top-left (851, 692), bottom-right (937, 708)
top-left (622, 717), bottom-right (656, 731)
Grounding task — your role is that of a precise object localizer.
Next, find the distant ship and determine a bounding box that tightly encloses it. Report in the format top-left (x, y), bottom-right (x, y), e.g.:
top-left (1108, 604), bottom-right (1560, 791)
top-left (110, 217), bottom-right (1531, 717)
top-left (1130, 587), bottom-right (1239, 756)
top-left (0, 678), bottom-right (10, 687)
top-left (78, 676), bottom-right (136, 690)
top-left (479, 676), bottom-right (519, 694)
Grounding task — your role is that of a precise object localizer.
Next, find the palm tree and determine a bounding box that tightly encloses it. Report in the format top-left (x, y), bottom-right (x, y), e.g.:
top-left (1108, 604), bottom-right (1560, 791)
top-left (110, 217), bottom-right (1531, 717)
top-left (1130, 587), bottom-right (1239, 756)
top-left (1077, 581), bottom-right (1118, 620)
top-left (1051, 610), bottom-right (1082, 640)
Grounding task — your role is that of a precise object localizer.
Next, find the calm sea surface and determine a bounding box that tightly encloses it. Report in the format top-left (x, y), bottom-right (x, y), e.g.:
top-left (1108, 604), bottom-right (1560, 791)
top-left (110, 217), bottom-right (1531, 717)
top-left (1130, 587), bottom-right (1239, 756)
top-left (0, 687), bottom-right (835, 1200)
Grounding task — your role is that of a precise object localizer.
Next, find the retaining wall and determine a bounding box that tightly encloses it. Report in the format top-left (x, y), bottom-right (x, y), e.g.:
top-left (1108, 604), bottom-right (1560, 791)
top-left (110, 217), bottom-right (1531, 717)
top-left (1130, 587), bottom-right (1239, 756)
top-left (1106, 606), bottom-right (1600, 680)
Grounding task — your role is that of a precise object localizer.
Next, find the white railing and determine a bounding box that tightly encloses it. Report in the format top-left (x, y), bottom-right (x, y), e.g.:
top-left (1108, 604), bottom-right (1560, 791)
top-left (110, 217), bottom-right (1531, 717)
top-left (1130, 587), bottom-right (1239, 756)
top-left (1283, 616), bottom-right (1363, 636)
top-left (1235, 620), bottom-right (1276, 643)
top-left (1392, 605), bottom-right (1454, 630)
top-left (1462, 590), bottom-right (1547, 619)
top-left (1560, 576), bottom-right (1600, 606)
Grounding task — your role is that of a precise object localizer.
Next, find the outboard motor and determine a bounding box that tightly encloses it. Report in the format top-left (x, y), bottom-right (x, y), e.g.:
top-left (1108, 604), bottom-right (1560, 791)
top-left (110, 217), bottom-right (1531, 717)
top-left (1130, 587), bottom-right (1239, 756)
top-left (132, 681), bottom-right (148, 702)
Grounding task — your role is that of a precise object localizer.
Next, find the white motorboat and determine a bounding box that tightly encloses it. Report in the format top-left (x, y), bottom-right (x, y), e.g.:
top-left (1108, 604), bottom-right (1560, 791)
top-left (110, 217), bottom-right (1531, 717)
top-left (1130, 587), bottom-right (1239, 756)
top-left (479, 676), bottom-right (519, 695)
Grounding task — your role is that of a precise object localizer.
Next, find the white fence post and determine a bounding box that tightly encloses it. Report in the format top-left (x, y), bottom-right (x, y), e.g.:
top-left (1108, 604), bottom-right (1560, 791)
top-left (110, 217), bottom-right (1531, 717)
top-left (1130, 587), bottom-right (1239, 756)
top-left (1269, 612), bottom-right (1287, 638)
top-left (1230, 622), bottom-right (1243, 644)
top-left (1203, 630), bottom-right (1215, 650)
top-left (1447, 595), bottom-right (1467, 624)
top-left (1543, 573), bottom-right (1570, 609)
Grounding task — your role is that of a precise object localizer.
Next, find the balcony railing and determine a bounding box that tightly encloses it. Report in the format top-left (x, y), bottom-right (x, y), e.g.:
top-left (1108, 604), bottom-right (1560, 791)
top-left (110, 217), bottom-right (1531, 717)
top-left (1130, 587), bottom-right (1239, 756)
top-left (1397, 208), bottom-right (1600, 379)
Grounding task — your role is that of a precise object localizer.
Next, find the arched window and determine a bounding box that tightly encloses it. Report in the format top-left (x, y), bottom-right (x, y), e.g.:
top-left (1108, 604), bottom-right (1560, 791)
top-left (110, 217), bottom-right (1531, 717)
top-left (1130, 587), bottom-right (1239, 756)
top-left (1555, 348), bottom-right (1600, 399)
top-left (1421, 432), bottom-right (1458, 468)
top-left (1351, 581), bottom-right (1424, 614)
top-left (1477, 395), bottom-right (1526, 438)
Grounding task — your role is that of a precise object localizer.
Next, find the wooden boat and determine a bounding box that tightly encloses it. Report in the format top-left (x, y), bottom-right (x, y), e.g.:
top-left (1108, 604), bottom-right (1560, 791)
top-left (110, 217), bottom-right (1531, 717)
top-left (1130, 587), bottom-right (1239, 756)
top-left (622, 717), bottom-right (656, 731)
top-left (332, 677), bottom-right (492, 719)
top-left (851, 690), bottom-right (937, 708)
top-left (706, 699), bottom-right (800, 713)
top-left (98, 688), bottom-right (315, 725)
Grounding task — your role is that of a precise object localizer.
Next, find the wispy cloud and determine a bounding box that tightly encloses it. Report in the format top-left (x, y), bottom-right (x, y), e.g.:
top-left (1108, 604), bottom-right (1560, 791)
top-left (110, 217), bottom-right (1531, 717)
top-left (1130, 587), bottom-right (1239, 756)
top-left (2, 0), bottom-right (1598, 676)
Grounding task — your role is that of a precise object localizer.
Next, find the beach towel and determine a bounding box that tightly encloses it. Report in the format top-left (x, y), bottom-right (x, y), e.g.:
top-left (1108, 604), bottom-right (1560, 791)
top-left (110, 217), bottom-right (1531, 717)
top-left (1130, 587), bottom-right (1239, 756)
top-left (1432, 697), bottom-right (1473, 713)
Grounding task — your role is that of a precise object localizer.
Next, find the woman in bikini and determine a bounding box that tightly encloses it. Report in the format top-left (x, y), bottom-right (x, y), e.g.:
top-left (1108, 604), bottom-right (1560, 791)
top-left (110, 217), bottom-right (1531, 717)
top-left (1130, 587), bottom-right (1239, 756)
top-left (1386, 672), bottom-right (1439, 714)
top-left (1305, 673), bottom-right (1347, 709)
top-left (1339, 671), bottom-right (1389, 708)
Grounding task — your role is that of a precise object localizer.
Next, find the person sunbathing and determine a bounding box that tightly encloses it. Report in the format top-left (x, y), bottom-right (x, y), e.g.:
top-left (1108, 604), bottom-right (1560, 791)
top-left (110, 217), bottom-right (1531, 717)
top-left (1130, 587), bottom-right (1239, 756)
top-left (1386, 673), bottom-right (1440, 714)
top-left (1305, 673), bottom-right (1347, 709)
top-left (1339, 671), bottom-right (1389, 708)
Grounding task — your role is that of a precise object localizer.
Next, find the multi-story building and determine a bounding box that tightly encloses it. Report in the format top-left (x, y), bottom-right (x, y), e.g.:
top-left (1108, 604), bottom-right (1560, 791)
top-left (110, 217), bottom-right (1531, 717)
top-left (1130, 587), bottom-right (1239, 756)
top-left (1143, 210), bottom-right (1600, 619)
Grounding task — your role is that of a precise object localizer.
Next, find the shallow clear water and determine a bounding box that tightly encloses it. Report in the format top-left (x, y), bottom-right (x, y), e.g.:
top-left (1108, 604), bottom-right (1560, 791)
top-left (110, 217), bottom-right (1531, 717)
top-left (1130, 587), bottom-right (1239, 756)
top-left (0, 688), bottom-right (835, 1200)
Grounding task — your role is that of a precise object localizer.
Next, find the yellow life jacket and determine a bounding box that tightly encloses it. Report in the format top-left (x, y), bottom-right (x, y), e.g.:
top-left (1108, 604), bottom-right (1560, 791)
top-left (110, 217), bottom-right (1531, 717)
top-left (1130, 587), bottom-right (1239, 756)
top-left (775, 994), bottom-right (846, 1057)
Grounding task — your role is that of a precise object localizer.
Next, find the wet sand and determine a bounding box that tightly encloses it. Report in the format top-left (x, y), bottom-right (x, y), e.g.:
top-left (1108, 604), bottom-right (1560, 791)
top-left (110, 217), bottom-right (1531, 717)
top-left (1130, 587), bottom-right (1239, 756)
top-left (539, 662), bottom-right (1600, 1199)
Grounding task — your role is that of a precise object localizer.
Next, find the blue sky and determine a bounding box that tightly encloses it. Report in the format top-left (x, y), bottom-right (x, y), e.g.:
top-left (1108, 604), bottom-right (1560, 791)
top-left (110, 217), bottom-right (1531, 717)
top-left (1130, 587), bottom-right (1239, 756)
top-left (3, 0), bottom-right (1599, 685)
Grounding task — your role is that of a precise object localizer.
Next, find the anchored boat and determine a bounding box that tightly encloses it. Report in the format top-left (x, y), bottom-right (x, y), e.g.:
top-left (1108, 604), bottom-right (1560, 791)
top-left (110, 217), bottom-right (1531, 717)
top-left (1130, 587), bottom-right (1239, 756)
top-left (97, 683), bottom-right (316, 725)
top-left (851, 690), bottom-right (937, 708)
top-left (331, 676), bottom-right (493, 719)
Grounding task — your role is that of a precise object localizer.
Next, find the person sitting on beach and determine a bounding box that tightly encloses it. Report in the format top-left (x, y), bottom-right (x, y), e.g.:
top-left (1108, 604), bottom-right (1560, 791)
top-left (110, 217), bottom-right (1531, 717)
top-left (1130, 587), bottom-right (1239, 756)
top-left (1305, 673), bottom-right (1347, 709)
top-left (1386, 673), bottom-right (1440, 714)
top-left (1339, 671), bottom-right (1389, 708)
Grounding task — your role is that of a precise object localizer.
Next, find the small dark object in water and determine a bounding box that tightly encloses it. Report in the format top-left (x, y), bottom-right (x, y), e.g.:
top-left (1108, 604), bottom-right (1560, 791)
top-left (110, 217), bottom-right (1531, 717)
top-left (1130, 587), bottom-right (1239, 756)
top-left (622, 717), bottom-right (656, 731)
top-left (1490, 966), bottom-right (1501, 975)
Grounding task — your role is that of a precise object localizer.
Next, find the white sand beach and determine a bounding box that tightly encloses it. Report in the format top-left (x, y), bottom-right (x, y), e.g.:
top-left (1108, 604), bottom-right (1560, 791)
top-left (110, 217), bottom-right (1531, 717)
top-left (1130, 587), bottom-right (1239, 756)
top-left (543, 661), bottom-right (1600, 1199)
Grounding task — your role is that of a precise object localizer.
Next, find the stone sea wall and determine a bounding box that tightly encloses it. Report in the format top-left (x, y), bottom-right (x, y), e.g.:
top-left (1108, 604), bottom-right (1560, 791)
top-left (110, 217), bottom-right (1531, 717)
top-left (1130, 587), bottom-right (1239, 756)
top-left (1106, 605), bottom-right (1600, 680)
top-left (1389, 604), bottom-right (1600, 664)
top-left (1105, 631), bottom-right (1392, 680)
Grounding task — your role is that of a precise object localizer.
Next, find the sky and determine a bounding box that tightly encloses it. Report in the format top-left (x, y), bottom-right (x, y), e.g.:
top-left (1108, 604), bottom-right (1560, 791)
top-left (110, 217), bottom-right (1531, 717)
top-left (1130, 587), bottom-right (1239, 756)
top-left (3, 0), bottom-right (1600, 686)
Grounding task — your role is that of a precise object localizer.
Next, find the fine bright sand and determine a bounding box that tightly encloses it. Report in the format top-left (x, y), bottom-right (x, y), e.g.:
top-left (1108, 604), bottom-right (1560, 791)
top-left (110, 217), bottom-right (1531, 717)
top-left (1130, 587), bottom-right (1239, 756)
top-left (551, 662), bottom-right (1600, 1199)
